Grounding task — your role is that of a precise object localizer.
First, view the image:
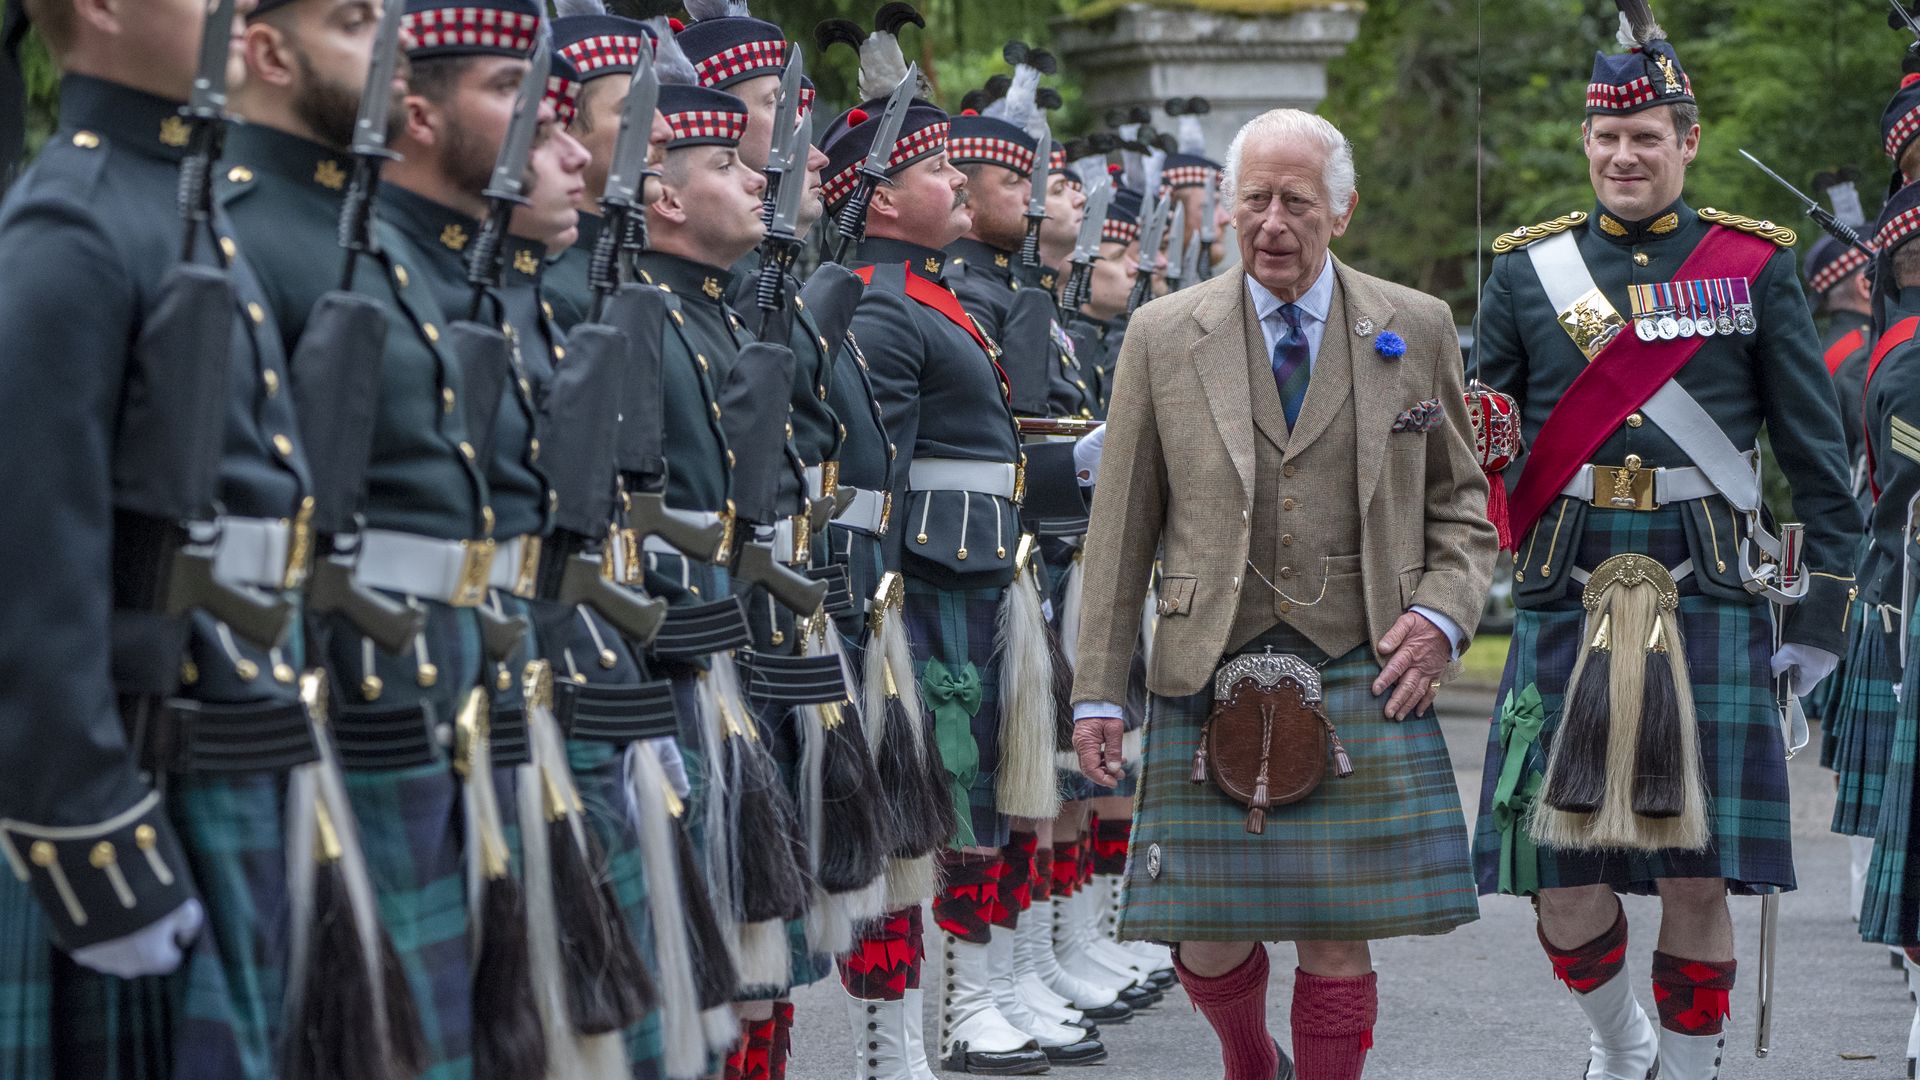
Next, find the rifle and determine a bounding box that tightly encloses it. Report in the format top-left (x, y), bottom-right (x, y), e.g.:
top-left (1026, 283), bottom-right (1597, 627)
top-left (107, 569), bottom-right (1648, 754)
top-left (1196, 175), bottom-right (1218, 281)
top-left (757, 51), bottom-right (806, 231)
top-left (294, 0), bottom-right (426, 654)
top-left (752, 48), bottom-right (811, 342)
top-left (829, 65), bottom-right (917, 263)
top-left (1059, 174), bottom-right (1111, 313)
top-left (1162, 203), bottom-right (1187, 293)
top-left (587, 45), bottom-right (659, 324)
top-left (1125, 190), bottom-right (1172, 314)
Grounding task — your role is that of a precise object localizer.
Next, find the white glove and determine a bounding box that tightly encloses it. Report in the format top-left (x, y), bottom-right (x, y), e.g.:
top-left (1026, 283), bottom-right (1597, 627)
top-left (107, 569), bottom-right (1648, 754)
top-left (648, 737), bottom-right (692, 800)
top-left (1771, 643), bottom-right (1840, 699)
top-left (1072, 423), bottom-right (1107, 488)
top-left (69, 898), bottom-right (203, 978)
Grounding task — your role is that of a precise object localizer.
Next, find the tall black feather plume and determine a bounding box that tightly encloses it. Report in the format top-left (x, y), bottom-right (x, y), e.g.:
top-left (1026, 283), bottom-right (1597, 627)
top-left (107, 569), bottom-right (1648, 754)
top-left (1036, 87), bottom-right (1063, 111)
top-left (815, 18), bottom-right (866, 55)
top-left (1003, 40), bottom-right (1031, 66)
top-left (960, 89), bottom-right (990, 114)
top-left (874, 2), bottom-right (925, 37)
top-left (984, 74), bottom-right (1011, 101)
top-left (1029, 50), bottom-right (1057, 76)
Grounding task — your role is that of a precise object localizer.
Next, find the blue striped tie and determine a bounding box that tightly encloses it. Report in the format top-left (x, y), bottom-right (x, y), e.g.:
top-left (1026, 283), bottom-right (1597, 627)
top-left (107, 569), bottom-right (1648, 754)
top-left (1270, 302), bottom-right (1311, 428)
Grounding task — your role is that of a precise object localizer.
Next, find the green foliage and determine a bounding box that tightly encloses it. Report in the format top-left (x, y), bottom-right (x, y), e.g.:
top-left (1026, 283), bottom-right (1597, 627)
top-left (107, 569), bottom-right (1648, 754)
top-left (20, 32), bottom-right (58, 156)
top-left (1323, 0), bottom-right (1900, 316)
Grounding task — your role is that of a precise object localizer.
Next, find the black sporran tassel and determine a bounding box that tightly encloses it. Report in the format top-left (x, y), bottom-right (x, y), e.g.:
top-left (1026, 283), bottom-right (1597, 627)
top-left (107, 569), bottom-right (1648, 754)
top-left (675, 819), bottom-right (741, 1010)
top-left (474, 867), bottom-right (547, 1080)
top-left (816, 702), bottom-right (887, 894)
top-left (1632, 617), bottom-right (1686, 818)
top-left (376, 922), bottom-right (428, 1075)
top-left (543, 772), bottom-right (654, 1034)
top-left (732, 730), bottom-right (809, 923)
top-left (1047, 622), bottom-right (1076, 752)
top-left (1543, 613), bottom-right (1612, 815)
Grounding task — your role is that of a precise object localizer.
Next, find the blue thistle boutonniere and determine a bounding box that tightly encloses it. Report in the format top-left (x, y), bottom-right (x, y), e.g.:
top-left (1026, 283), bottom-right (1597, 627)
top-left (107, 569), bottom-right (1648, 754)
top-left (1374, 331), bottom-right (1406, 360)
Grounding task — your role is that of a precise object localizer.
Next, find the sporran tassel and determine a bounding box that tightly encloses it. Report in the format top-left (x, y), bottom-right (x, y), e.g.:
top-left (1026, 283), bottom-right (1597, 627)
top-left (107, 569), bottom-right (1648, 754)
top-left (994, 557), bottom-right (1063, 819)
top-left (625, 744), bottom-right (712, 1079)
top-left (1541, 612), bottom-right (1613, 815)
top-left (1632, 617), bottom-right (1686, 818)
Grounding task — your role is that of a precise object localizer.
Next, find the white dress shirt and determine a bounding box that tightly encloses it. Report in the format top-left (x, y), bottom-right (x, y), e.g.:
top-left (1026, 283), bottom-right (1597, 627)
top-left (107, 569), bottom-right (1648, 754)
top-left (1073, 259), bottom-right (1463, 722)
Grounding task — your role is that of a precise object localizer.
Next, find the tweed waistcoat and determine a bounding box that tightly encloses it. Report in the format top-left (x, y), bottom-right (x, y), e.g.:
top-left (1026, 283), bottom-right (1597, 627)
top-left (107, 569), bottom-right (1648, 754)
top-left (1227, 278), bottom-right (1368, 660)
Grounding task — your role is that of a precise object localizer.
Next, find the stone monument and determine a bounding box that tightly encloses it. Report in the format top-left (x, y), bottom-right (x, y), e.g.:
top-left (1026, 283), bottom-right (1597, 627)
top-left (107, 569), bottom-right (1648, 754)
top-left (1051, 1), bottom-right (1363, 157)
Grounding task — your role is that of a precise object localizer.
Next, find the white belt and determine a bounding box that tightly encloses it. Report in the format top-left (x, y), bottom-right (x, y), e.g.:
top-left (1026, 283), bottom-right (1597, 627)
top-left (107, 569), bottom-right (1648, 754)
top-left (1026, 434), bottom-right (1077, 445)
top-left (486, 535), bottom-right (542, 596)
top-left (908, 459), bottom-right (1017, 499)
top-left (208, 516), bottom-right (301, 591)
top-left (354, 529), bottom-right (497, 607)
top-left (1559, 463), bottom-right (1718, 508)
top-left (833, 488), bottom-right (889, 536)
top-left (804, 464), bottom-right (825, 502)
top-left (764, 519), bottom-right (797, 563)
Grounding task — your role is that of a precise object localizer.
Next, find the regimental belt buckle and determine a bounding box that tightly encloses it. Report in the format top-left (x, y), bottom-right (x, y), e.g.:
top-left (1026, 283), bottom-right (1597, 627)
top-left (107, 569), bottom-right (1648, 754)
top-left (619, 527), bottom-right (644, 586)
top-left (450, 539), bottom-right (497, 607)
top-left (511, 536), bottom-right (542, 599)
top-left (282, 497), bottom-right (316, 591)
top-left (1012, 457), bottom-right (1028, 506)
top-left (1558, 286), bottom-right (1626, 361)
top-left (1590, 455), bottom-right (1657, 511)
top-left (878, 490), bottom-right (894, 536)
top-left (715, 503), bottom-right (737, 564)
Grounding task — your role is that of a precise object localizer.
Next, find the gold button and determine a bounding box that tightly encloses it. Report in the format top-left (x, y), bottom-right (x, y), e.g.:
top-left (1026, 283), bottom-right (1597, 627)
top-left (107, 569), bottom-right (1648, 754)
top-left (424, 323), bottom-right (440, 342)
top-left (554, 346), bottom-right (566, 361)
top-left (361, 674), bottom-right (384, 701)
top-left (696, 354), bottom-right (709, 372)
top-left (726, 449), bottom-right (737, 468)
top-left (273, 662), bottom-right (296, 684)
top-left (30, 841), bottom-right (54, 867)
top-left (573, 672), bottom-right (588, 684)
top-left (272, 433), bottom-right (294, 457)
top-left (89, 841), bottom-right (114, 869)
top-left (497, 668), bottom-right (513, 691)
top-left (395, 265), bottom-right (410, 288)
top-left (219, 236), bottom-right (237, 261)
top-left (599, 649), bottom-right (618, 670)
top-left (1281, 534), bottom-right (1294, 546)
top-left (248, 302), bottom-right (266, 325)
top-left (481, 506), bottom-right (495, 533)
top-left (416, 663), bottom-right (438, 688)
top-left (542, 301), bottom-right (555, 320)
top-left (529, 438), bottom-right (541, 462)
top-left (459, 441), bottom-right (476, 460)
top-left (1626, 413), bottom-right (1644, 428)
top-left (235, 658), bottom-right (260, 681)
top-left (1633, 252), bottom-right (1649, 267)
top-left (1282, 497), bottom-right (1297, 511)
top-left (1283, 464), bottom-right (1296, 478)
top-left (72, 131), bottom-right (99, 149)
top-left (442, 387), bottom-right (456, 413)
top-left (225, 165), bottom-right (251, 182)
top-left (262, 369), bottom-right (280, 397)
top-left (711, 403), bottom-right (722, 421)
top-left (519, 378), bottom-right (532, 396)
top-left (135, 825), bottom-right (157, 850)
top-left (181, 660), bottom-right (200, 685)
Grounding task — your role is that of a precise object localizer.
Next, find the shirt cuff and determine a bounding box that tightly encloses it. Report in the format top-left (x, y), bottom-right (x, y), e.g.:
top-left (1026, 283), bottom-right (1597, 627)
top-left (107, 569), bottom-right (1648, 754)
top-left (1073, 701), bottom-right (1124, 722)
top-left (1410, 605), bottom-right (1465, 660)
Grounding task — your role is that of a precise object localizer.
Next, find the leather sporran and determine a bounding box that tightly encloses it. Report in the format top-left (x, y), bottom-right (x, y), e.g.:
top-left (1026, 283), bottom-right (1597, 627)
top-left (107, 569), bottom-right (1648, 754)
top-left (1191, 648), bottom-right (1353, 834)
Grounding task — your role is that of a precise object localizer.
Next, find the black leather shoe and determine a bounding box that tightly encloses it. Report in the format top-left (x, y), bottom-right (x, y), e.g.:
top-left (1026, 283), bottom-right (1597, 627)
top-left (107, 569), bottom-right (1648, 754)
top-left (943, 1042), bottom-right (1051, 1075)
top-left (1119, 983), bottom-right (1162, 1009)
top-left (1272, 1038), bottom-right (1295, 1080)
top-left (1147, 968), bottom-right (1176, 989)
top-left (1082, 1000), bottom-right (1133, 1024)
top-left (1042, 1036), bottom-right (1109, 1066)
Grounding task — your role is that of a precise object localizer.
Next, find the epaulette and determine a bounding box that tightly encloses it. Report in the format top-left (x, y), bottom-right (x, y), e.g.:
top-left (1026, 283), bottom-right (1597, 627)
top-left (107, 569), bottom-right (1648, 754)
top-left (1698, 208), bottom-right (1797, 247)
top-left (1490, 212), bottom-right (1586, 254)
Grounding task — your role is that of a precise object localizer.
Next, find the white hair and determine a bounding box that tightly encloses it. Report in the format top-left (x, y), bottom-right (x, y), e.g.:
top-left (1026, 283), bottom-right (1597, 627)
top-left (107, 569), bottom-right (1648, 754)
top-left (1221, 108), bottom-right (1356, 210)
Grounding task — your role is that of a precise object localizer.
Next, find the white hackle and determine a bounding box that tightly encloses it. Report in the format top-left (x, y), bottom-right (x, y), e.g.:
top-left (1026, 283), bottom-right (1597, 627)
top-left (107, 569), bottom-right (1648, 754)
top-left (1177, 114), bottom-right (1207, 157)
top-left (858, 30), bottom-right (910, 102)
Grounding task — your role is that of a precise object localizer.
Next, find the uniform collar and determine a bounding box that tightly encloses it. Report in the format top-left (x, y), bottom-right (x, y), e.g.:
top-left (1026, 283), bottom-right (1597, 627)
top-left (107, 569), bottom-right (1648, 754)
top-left (223, 122), bottom-right (352, 196)
top-left (1591, 197), bottom-right (1694, 246)
top-left (570, 210), bottom-right (603, 256)
top-left (379, 183), bottom-right (484, 263)
top-left (630, 250), bottom-right (736, 305)
top-left (57, 75), bottom-right (196, 163)
top-left (947, 237), bottom-right (1016, 283)
top-left (854, 235), bottom-right (948, 280)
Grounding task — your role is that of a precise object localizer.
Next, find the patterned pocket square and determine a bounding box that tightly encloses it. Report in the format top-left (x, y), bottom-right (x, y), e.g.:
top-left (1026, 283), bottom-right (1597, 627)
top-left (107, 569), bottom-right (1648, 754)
top-left (1391, 399), bottom-right (1445, 434)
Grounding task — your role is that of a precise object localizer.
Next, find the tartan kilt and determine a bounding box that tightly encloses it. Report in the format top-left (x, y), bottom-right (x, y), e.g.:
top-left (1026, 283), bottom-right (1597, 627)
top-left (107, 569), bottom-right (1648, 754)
top-left (0, 771), bottom-right (293, 1080)
top-left (1829, 612), bottom-right (1899, 837)
top-left (569, 739), bottom-right (667, 1074)
top-left (1860, 609), bottom-right (1920, 946)
top-left (1119, 643), bottom-right (1479, 942)
top-left (901, 577), bottom-right (1011, 851)
top-left (1470, 505), bottom-right (1794, 898)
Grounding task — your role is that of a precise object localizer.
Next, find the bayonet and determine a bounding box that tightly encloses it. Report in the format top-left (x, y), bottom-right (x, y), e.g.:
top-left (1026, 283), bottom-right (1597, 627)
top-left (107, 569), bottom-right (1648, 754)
top-left (1198, 177), bottom-right (1218, 280)
top-left (1178, 228), bottom-right (1203, 291)
top-left (1127, 191), bottom-right (1172, 313)
top-left (1019, 114), bottom-right (1052, 269)
top-left (589, 45), bottom-right (659, 318)
top-left (1894, 0), bottom-right (1920, 41)
top-left (1061, 175), bottom-right (1110, 311)
top-left (175, 0), bottom-right (238, 262)
top-left (760, 46), bottom-right (806, 226)
top-left (465, 20), bottom-right (551, 318)
top-left (1163, 203), bottom-right (1187, 290)
top-left (335, 0), bottom-right (408, 289)
top-left (1739, 148), bottom-right (1873, 257)
top-left (831, 64), bottom-right (917, 260)
top-left (753, 109), bottom-right (815, 339)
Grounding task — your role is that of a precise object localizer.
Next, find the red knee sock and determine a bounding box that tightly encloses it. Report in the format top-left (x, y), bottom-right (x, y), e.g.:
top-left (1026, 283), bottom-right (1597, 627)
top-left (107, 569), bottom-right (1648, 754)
top-left (1291, 969), bottom-right (1377, 1080)
top-left (1032, 847), bottom-right (1054, 903)
top-left (770, 1001), bottom-right (794, 1080)
top-left (840, 907), bottom-right (917, 1000)
top-left (1050, 840), bottom-right (1081, 898)
top-left (1174, 946), bottom-right (1279, 1080)
top-left (1538, 904), bottom-right (1628, 993)
top-left (998, 831), bottom-right (1037, 926)
top-left (906, 903), bottom-right (926, 990)
top-left (933, 851), bottom-right (1004, 944)
top-left (1650, 951), bottom-right (1735, 1036)
top-left (1091, 817), bottom-right (1131, 876)
top-left (738, 1015), bottom-right (777, 1080)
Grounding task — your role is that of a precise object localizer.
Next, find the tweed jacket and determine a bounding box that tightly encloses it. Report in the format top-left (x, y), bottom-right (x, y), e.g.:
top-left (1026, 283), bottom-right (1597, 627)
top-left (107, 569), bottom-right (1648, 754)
top-left (1071, 259), bottom-right (1498, 702)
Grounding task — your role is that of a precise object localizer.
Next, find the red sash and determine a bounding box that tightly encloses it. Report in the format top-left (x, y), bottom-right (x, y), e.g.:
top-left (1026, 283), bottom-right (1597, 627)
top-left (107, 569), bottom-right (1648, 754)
top-left (1506, 226), bottom-right (1781, 546)
top-left (1863, 316), bottom-right (1920, 499)
top-left (1825, 326), bottom-right (1866, 375)
top-left (854, 262), bottom-right (1014, 402)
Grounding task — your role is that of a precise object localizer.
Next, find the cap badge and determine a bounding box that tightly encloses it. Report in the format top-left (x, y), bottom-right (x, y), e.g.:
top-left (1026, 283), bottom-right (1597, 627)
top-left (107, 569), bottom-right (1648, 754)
top-left (1655, 53), bottom-right (1682, 95)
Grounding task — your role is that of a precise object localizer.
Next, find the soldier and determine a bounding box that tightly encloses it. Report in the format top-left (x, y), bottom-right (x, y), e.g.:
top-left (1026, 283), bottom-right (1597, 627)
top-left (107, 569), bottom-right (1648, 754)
top-left (218, 2), bottom-right (505, 1073)
top-left (1471, 5), bottom-right (1855, 1078)
top-left (0, 0), bottom-right (319, 1076)
top-left (819, 20), bottom-right (1067, 1067)
top-left (1079, 185), bottom-right (1144, 414)
top-left (1857, 178), bottom-right (1920, 1080)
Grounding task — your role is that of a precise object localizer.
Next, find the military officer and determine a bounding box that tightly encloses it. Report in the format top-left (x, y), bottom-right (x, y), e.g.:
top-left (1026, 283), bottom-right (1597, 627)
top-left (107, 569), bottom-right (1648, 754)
top-left (0, 0), bottom-right (318, 1076)
top-left (1471, 8), bottom-right (1855, 1078)
top-left (220, 3), bottom-right (504, 1071)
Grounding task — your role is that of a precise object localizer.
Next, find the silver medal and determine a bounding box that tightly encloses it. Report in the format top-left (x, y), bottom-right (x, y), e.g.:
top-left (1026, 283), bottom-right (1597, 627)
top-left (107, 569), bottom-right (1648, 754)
top-left (1657, 315), bottom-right (1681, 340)
top-left (1635, 318), bottom-right (1658, 342)
top-left (1696, 314), bottom-right (1716, 337)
